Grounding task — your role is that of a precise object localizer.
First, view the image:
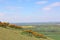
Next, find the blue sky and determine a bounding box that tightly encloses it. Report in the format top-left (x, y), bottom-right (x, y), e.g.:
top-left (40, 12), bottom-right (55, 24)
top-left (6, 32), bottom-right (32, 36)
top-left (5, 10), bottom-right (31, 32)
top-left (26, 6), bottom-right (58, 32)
top-left (0, 0), bottom-right (60, 23)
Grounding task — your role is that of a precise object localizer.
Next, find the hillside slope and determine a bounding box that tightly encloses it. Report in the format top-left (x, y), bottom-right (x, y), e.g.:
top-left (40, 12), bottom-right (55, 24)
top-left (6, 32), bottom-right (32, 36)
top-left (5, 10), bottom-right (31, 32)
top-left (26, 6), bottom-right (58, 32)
top-left (0, 27), bottom-right (54, 40)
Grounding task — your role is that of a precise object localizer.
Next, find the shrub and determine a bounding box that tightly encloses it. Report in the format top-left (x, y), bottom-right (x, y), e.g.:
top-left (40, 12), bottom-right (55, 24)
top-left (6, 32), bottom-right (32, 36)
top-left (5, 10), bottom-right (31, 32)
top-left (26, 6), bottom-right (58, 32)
top-left (31, 31), bottom-right (47, 38)
top-left (8, 24), bottom-right (16, 28)
top-left (14, 26), bottom-right (22, 29)
top-left (8, 24), bottom-right (23, 29)
top-left (0, 22), bottom-right (9, 28)
top-left (23, 30), bottom-right (33, 33)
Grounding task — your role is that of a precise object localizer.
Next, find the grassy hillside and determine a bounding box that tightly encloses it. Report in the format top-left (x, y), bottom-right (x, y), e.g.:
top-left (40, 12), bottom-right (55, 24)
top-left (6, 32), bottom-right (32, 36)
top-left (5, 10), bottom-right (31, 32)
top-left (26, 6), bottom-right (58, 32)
top-left (24, 25), bottom-right (60, 40)
top-left (0, 27), bottom-right (53, 40)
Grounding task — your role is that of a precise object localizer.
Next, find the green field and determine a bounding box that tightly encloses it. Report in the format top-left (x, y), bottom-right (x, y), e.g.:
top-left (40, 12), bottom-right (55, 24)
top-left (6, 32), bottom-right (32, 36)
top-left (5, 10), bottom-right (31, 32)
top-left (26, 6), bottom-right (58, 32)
top-left (0, 24), bottom-right (60, 40)
top-left (39, 32), bottom-right (60, 40)
top-left (0, 27), bottom-right (54, 40)
top-left (24, 25), bottom-right (60, 40)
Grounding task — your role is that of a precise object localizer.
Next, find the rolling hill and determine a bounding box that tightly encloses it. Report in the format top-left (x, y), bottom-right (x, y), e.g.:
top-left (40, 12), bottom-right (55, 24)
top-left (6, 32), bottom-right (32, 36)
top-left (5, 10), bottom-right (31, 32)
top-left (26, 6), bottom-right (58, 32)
top-left (0, 27), bottom-right (54, 40)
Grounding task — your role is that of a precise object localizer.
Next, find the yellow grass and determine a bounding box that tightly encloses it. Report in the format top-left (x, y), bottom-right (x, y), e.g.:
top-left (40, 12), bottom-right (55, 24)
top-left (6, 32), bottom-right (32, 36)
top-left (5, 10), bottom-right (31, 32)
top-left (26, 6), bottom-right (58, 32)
top-left (22, 26), bottom-right (34, 28)
top-left (0, 27), bottom-right (54, 40)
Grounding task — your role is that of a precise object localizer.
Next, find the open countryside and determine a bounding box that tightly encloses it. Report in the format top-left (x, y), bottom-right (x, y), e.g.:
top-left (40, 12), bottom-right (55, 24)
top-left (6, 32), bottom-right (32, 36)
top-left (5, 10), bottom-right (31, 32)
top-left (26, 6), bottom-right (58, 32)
top-left (0, 22), bottom-right (60, 40)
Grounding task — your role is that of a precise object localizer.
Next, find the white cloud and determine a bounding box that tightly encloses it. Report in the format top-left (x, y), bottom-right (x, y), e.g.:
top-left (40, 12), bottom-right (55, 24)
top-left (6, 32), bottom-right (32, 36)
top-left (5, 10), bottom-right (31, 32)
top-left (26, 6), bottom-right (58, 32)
top-left (0, 13), bottom-right (6, 18)
top-left (36, 1), bottom-right (47, 4)
top-left (0, 12), bottom-right (21, 23)
top-left (5, 6), bottom-right (23, 10)
top-left (51, 2), bottom-right (60, 6)
top-left (43, 2), bottom-right (60, 10)
top-left (0, 13), bottom-right (6, 22)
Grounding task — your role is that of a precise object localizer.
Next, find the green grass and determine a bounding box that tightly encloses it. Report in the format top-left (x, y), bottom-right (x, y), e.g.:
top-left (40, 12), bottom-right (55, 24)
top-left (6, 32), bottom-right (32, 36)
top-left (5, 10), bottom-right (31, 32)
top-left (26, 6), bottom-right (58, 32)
top-left (24, 25), bottom-right (60, 40)
top-left (39, 32), bottom-right (60, 40)
top-left (0, 27), bottom-right (53, 40)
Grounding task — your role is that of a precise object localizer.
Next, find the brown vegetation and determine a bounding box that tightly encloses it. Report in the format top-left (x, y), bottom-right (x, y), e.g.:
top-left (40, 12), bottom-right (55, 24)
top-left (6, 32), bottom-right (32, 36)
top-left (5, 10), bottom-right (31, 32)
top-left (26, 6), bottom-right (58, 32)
top-left (0, 21), bottom-right (47, 39)
top-left (0, 21), bottom-right (22, 29)
top-left (0, 22), bottom-right (9, 28)
top-left (23, 30), bottom-right (33, 33)
top-left (23, 30), bottom-right (47, 38)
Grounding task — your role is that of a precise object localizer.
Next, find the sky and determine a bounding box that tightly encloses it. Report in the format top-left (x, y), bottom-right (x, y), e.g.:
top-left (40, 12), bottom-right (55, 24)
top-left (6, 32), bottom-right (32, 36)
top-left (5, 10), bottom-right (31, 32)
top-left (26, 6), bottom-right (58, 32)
top-left (0, 0), bottom-right (60, 23)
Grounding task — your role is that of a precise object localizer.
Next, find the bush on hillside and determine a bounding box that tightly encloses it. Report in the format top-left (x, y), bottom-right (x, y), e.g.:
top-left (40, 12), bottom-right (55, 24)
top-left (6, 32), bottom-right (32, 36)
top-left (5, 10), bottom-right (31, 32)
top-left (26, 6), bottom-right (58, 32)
top-left (0, 22), bottom-right (9, 28)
